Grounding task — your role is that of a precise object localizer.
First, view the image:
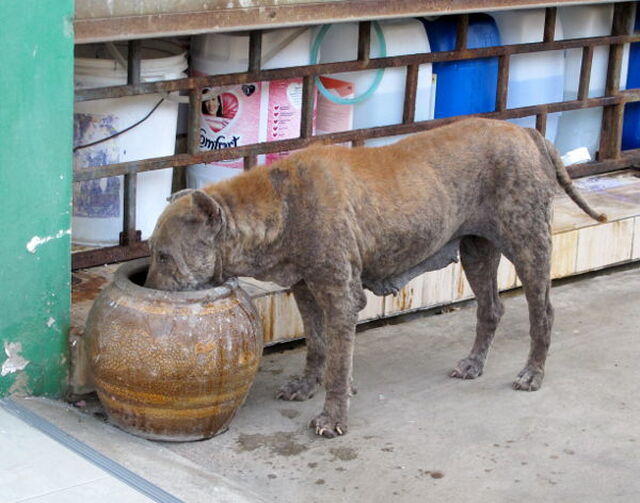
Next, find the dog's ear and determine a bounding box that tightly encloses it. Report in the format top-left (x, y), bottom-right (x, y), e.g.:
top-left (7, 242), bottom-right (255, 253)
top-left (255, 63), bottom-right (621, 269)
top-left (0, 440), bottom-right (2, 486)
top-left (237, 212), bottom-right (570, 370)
top-left (167, 188), bottom-right (195, 203)
top-left (188, 190), bottom-right (226, 233)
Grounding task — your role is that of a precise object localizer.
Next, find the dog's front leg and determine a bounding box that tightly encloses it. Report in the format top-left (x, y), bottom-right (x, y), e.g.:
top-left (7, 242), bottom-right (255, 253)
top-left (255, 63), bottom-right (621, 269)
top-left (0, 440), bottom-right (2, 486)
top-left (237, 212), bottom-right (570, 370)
top-left (276, 281), bottom-right (326, 401)
top-left (310, 311), bottom-right (356, 438)
top-left (307, 283), bottom-right (363, 438)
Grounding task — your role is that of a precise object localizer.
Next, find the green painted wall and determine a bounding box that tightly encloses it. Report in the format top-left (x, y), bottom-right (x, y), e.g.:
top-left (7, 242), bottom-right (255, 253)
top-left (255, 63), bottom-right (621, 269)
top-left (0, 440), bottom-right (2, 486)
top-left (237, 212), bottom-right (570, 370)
top-left (0, 0), bottom-right (74, 396)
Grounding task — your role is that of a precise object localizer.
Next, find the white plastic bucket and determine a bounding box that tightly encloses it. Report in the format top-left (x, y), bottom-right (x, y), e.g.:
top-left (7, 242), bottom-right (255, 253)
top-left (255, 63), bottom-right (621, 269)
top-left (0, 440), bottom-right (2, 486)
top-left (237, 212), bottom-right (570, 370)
top-left (73, 41), bottom-right (187, 246)
top-left (489, 10), bottom-right (564, 141)
top-left (187, 28), bottom-right (312, 189)
top-left (555, 5), bottom-right (613, 158)
top-left (313, 19), bottom-right (434, 147)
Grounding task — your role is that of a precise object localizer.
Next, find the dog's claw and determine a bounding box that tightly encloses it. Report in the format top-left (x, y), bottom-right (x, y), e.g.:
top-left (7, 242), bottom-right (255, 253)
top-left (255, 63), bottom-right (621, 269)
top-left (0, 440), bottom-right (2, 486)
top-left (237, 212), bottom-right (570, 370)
top-left (450, 357), bottom-right (484, 380)
top-left (513, 366), bottom-right (544, 391)
top-left (310, 414), bottom-right (346, 438)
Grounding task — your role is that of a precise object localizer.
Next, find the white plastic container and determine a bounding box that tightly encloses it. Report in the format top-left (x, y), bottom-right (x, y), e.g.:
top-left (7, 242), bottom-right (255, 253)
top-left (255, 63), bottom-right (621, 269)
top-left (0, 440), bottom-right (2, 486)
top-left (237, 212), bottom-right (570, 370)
top-left (489, 10), bottom-right (564, 141)
top-left (187, 28), bottom-right (312, 188)
top-left (313, 19), bottom-right (434, 147)
top-left (73, 41), bottom-right (187, 246)
top-left (554, 5), bottom-right (613, 158)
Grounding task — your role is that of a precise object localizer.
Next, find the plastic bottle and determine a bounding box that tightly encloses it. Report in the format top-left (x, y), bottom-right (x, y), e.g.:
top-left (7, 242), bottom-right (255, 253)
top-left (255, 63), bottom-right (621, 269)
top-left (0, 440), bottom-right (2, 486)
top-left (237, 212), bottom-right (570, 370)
top-left (312, 19), bottom-right (434, 147)
top-left (187, 28), bottom-right (313, 188)
top-left (422, 14), bottom-right (500, 118)
top-left (73, 41), bottom-right (187, 246)
top-left (555, 4), bottom-right (613, 158)
top-left (489, 9), bottom-right (565, 141)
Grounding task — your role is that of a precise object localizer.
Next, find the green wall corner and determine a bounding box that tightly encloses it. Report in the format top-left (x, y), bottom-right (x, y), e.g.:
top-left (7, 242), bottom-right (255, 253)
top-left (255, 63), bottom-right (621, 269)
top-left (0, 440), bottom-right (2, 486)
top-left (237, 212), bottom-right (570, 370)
top-left (0, 0), bottom-right (74, 396)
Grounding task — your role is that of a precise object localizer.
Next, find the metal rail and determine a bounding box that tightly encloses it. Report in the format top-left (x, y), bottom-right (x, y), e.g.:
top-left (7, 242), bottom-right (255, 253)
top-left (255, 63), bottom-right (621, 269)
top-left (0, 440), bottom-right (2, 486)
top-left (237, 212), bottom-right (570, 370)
top-left (73, 0), bottom-right (623, 44)
top-left (72, 2), bottom-right (640, 270)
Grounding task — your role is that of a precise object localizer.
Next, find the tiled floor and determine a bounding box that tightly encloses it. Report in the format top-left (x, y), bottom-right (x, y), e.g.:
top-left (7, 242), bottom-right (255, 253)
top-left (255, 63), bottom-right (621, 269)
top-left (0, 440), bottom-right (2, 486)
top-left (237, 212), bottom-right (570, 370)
top-left (0, 407), bottom-right (153, 503)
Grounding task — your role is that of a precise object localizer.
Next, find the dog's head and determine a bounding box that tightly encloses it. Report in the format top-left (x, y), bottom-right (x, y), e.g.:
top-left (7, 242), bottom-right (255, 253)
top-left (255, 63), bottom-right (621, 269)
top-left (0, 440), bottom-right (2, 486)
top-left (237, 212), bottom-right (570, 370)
top-left (145, 189), bottom-right (227, 291)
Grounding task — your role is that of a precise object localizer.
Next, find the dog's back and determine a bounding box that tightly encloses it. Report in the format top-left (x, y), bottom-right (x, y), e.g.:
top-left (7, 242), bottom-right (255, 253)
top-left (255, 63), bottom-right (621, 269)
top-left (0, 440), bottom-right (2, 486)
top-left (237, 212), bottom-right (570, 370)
top-left (206, 118), bottom-right (600, 281)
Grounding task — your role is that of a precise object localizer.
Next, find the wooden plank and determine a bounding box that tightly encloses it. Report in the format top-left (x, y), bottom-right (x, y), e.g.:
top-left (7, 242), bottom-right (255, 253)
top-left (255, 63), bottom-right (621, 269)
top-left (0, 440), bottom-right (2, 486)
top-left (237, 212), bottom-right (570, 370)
top-left (359, 290), bottom-right (385, 322)
top-left (421, 265), bottom-right (456, 309)
top-left (497, 256), bottom-right (519, 291)
top-left (250, 295), bottom-right (275, 344)
top-left (576, 219), bottom-right (634, 272)
top-left (452, 262), bottom-right (475, 302)
top-left (551, 231), bottom-right (578, 279)
top-left (633, 217), bottom-right (640, 260)
top-left (271, 291), bottom-right (304, 343)
top-left (253, 290), bottom-right (305, 345)
top-left (384, 276), bottom-right (425, 316)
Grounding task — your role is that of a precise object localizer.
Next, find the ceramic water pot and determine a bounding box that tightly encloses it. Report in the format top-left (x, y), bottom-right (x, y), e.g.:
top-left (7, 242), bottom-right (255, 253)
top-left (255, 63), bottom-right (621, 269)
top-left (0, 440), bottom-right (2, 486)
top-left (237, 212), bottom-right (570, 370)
top-left (85, 258), bottom-right (263, 441)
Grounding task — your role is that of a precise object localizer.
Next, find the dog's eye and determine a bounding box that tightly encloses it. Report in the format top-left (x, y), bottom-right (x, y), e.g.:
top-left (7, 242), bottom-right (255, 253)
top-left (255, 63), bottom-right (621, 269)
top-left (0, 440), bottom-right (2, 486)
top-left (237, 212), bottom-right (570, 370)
top-left (157, 252), bottom-right (171, 264)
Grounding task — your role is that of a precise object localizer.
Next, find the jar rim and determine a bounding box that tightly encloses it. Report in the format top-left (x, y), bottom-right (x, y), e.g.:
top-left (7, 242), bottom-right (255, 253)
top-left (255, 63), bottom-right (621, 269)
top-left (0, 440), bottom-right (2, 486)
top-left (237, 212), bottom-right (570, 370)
top-left (114, 258), bottom-right (237, 303)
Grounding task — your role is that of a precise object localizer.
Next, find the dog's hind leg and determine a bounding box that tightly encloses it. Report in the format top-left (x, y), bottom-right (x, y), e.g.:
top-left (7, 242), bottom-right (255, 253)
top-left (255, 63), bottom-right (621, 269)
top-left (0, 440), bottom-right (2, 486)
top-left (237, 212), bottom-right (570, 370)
top-left (450, 236), bottom-right (505, 380)
top-left (276, 281), bottom-right (326, 401)
top-left (509, 233), bottom-right (554, 391)
top-left (501, 218), bottom-right (554, 391)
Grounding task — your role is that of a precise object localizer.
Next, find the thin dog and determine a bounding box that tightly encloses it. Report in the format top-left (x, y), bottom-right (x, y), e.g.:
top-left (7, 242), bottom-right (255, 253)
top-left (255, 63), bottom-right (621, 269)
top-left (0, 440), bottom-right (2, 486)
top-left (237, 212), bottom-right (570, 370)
top-left (145, 118), bottom-right (606, 438)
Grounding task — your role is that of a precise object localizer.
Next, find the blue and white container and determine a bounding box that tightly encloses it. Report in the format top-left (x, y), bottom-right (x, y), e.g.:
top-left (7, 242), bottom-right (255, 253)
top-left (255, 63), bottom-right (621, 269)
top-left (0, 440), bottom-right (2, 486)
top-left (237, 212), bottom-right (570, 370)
top-left (555, 4), bottom-right (613, 158)
top-left (422, 14), bottom-right (500, 118)
top-left (489, 9), bottom-right (565, 141)
top-left (313, 19), bottom-right (434, 147)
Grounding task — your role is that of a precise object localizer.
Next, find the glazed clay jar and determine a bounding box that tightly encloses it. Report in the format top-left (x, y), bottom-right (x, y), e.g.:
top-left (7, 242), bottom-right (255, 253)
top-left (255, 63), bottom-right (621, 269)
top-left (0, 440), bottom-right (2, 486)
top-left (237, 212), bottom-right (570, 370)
top-left (85, 258), bottom-right (263, 441)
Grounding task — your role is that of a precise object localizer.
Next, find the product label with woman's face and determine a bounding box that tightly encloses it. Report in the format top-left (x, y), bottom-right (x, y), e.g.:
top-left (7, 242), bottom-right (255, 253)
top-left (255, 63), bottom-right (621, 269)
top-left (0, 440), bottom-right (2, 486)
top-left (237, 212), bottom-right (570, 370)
top-left (196, 74), bottom-right (306, 171)
top-left (199, 83), bottom-right (261, 170)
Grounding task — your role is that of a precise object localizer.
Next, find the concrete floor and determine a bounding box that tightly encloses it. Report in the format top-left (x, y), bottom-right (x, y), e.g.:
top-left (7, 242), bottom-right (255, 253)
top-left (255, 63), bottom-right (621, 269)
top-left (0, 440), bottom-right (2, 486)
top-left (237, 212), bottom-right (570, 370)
top-left (14, 265), bottom-right (640, 502)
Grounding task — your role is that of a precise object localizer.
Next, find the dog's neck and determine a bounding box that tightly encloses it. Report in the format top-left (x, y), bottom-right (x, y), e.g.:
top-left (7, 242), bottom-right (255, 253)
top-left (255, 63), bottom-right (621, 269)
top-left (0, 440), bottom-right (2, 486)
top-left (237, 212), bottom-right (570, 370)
top-left (205, 169), bottom-right (289, 280)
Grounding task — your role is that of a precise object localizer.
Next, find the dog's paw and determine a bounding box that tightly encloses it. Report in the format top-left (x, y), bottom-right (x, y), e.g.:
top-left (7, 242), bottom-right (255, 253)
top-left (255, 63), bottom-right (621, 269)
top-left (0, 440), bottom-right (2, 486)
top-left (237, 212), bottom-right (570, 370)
top-left (310, 413), bottom-right (347, 439)
top-left (379, 281), bottom-right (400, 297)
top-left (366, 279), bottom-right (400, 297)
top-left (276, 375), bottom-right (321, 401)
top-left (512, 366), bottom-right (544, 391)
top-left (450, 357), bottom-right (484, 379)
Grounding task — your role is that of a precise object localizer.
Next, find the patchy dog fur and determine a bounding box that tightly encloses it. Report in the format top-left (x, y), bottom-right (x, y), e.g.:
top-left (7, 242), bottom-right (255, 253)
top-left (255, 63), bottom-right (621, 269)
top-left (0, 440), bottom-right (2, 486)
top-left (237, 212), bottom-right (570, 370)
top-left (145, 118), bottom-right (606, 438)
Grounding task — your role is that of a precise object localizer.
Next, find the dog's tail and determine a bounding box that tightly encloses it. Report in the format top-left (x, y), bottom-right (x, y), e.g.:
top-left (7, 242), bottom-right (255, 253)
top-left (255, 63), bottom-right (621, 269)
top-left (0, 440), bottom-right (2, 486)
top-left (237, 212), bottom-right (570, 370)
top-left (527, 128), bottom-right (607, 223)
